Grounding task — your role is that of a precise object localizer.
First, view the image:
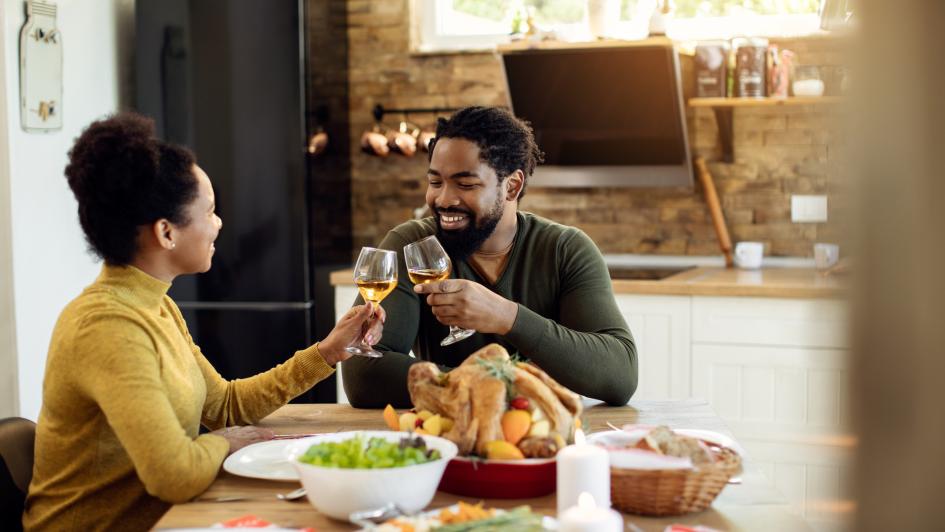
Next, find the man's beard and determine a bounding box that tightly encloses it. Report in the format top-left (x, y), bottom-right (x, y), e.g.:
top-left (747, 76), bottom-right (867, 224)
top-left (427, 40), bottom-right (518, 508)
top-left (434, 196), bottom-right (504, 262)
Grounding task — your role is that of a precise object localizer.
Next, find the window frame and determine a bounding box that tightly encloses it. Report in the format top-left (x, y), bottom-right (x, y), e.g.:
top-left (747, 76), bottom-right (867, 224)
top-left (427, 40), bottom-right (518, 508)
top-left (411, 0), bottom-right (825, 54)
top-left (412, 0), bottom-right (513, 53)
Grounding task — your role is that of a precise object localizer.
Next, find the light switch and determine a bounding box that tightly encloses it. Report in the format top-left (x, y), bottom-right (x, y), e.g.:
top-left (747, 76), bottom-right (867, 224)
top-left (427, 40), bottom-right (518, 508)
top-left (791, 195), bottom-right (828, 223)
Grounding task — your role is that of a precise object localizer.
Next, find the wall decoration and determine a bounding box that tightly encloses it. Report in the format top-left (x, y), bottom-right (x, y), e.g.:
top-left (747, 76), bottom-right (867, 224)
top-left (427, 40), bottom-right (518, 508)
top-left (19, 0), bottom-right (62, 132)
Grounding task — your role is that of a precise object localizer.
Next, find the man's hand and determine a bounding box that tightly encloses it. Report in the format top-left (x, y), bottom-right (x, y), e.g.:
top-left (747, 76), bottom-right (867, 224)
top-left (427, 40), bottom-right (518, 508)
top-left (414, 279), bottom-right (519, 334)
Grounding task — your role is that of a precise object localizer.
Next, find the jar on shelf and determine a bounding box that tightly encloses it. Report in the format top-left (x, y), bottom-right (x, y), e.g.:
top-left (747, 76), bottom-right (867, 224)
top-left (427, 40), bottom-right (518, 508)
top-left (792, 65), bottom-right (825, 97)
top-left (733, 37), bottom-right (768, 98)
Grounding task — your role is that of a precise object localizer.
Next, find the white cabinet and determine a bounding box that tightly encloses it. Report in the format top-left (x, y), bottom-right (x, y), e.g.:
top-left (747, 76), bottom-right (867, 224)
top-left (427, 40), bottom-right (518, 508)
top-left (333, 285), bottom-right (359, 328)
top-left (692, 296), bottom-right (849, 349)
top-left (690, 296), bottom-right (851, 438)
top-left (334, 285), bottom-right (359, 405)
top-left (691, 343), bottom-right (850, 439)
top-left (690, 296), bottom-right (852, 531)
top-left (614, 294), bottom-right (691, 401)
top-left (749, 438), bottom-right (854, 532)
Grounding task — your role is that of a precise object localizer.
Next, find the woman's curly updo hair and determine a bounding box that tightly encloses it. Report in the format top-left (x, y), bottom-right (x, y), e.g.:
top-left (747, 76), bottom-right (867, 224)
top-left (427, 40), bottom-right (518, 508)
top-left (65, 113), bottom-right (198, 265)
top-left (429, 106), bottom-right (544, 199)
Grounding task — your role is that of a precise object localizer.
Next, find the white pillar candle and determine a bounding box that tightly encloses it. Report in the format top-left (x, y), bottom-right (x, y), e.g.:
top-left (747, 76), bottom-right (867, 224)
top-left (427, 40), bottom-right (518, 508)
top-left (556, 429), bottom-right (611, 514)
top-left (559, 492), bottom-right (623, 532)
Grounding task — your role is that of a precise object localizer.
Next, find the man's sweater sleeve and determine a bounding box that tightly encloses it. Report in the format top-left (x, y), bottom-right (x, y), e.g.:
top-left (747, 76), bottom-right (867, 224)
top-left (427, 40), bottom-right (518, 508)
top-left (503, 229), bottom-right (638, 405)
top-left (341, 229), bottom-right (422, 408)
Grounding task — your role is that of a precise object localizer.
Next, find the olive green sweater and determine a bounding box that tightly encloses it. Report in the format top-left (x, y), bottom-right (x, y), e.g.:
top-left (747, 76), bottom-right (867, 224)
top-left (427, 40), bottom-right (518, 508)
top-left (342, 212), bottom-right (637, 407)
top-left (23, 265), bottom-right (334, 531)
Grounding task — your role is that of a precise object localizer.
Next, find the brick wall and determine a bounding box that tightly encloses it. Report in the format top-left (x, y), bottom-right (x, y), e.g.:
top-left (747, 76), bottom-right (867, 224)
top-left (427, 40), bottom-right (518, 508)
top-left (344, 0), bottom-right (847, 258)
top-left (307, 0), bottom-right (353, 263)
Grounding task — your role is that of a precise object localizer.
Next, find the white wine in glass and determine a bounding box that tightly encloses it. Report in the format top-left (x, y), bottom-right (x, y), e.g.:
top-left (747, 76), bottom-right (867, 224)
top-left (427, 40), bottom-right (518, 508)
top-left (406, 268), bottom-right (450, 285)
top-left (356, 279), bottom-right (397, 303)
top-left (404, 235), bottom-right (476, 346)
top-left (347, 247), bottom-right (398, 358)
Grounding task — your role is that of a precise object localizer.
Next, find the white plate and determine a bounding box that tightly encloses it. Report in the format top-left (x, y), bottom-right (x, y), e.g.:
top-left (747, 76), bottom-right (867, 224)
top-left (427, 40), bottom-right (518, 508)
top-left (222, 440), bottom-right (299, 482)
top-left (588, 426), bottom-right (747, 459)
top-left (588, 427), bottom-right (746, 482)
top-left (674, 428), bottom-right (747, 458)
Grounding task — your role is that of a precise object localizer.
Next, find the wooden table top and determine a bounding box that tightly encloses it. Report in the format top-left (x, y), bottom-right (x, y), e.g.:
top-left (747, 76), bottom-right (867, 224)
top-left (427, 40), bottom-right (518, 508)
top-left (330, 267), bottom-right (846, 299)
top-left (155, 401), bottom-right (810, 531)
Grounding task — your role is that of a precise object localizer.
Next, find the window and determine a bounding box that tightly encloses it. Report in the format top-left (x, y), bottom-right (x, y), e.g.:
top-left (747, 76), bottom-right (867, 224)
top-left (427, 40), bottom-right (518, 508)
top-left (413, 0), bottom-right (824, 53)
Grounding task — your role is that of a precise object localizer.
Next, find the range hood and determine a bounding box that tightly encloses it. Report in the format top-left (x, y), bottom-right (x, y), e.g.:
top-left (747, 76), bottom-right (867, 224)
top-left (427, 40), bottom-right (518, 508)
top-left (501, 43), bottom-right (693, 188)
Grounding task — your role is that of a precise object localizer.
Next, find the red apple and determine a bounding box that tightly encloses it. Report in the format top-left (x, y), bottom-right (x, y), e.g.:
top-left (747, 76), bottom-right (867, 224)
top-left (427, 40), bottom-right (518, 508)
top-left (510, 396), bottom-right (530, 410)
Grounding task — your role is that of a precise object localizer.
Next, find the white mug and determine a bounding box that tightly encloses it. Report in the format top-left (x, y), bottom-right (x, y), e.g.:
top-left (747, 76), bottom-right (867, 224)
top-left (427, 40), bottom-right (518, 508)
top-left (814, 243), bottom-right (840, 270)
top-left (587, 0), bottom-right (621, 38)
top-left (734, 242), bottom-right (764, 269)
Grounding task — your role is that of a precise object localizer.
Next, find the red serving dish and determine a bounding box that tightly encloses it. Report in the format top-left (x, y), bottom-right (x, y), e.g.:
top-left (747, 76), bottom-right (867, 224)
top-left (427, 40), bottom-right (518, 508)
top-left (438, 456), bottom-right (556, 498)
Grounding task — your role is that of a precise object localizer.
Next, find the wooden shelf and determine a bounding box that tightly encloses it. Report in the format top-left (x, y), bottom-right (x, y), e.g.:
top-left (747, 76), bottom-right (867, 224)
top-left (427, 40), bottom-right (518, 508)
top-left (689, 96), bottom-right (842, 108)
top-left (690, 96), bottom-right (842, 162)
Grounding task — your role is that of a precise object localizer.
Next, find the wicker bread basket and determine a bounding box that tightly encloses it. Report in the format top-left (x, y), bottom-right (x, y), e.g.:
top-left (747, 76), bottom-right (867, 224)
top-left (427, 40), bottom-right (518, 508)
top-left (609, 446), bottom-right (742, 516)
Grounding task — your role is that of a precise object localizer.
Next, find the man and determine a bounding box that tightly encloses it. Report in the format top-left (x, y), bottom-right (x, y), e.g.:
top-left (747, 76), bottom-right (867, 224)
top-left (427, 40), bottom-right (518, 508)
top-left (343, 106), bottom-right (637, 407)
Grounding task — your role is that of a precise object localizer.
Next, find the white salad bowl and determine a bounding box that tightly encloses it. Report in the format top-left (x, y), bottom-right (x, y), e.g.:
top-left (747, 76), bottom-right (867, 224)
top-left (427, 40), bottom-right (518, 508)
top-left (285, 430), bottom-right (458, 520)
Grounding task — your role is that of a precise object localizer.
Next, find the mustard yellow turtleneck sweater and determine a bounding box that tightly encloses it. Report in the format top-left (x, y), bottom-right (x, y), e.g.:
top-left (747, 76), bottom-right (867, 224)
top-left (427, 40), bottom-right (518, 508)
top-left (23, 264), bottom-right (335, 531)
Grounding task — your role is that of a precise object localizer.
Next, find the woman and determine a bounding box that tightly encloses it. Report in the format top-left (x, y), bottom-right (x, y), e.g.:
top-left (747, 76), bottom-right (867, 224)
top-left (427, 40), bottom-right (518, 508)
top-left (22, 113), bottom-right (383, 531)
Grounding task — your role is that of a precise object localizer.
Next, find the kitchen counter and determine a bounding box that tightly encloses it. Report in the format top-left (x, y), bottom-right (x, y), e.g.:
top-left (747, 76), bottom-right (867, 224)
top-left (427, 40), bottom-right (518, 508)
top-left (330, 266), bottom-right (846, 299)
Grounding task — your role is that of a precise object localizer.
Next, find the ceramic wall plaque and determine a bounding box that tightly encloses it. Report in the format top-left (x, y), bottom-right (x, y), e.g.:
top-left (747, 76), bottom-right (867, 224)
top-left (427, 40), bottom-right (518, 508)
top-left (19, 0), bottom-right (62, 132)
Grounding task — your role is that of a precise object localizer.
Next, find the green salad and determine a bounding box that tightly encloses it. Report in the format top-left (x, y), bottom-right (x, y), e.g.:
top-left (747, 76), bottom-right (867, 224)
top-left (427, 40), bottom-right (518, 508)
top-left (298, 434), bottom-right (441, 469)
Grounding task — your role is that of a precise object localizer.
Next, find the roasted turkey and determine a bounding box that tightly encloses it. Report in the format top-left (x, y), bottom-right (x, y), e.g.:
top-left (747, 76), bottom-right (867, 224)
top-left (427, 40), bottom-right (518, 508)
top-left (407, 344), bottom-right (582, 456)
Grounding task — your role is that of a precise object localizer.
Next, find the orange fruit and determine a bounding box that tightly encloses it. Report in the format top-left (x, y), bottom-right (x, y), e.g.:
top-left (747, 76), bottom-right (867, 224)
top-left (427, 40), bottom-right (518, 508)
top-left (501, 409), bottom-right (531, 445)
top-left (383, 404), bottom-right (399, 431)
top-left (485, 440), bottom-right (525, 460)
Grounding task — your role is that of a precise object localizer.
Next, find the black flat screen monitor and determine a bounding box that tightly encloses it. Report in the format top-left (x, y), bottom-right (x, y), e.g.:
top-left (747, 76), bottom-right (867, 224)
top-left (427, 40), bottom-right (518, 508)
top-left (502, 44), bottom-right (693, 187)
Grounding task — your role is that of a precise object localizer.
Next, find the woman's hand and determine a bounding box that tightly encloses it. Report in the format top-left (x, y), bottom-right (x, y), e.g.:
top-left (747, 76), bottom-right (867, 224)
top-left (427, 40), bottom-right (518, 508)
top-left (317, 302), bottom-right (386, 366)
top-left (211, 426), bottom-right (274, 455)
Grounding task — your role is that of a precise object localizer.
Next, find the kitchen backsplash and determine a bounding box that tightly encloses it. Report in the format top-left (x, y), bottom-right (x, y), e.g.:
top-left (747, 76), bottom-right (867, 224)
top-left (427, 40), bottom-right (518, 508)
top-left (334, 0), bottom-right (848, 258)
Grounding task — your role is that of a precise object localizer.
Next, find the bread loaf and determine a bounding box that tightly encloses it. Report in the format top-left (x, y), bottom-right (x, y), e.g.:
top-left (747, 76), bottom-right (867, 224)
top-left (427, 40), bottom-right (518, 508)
top-left (635, 425), bottom-right (714, 466)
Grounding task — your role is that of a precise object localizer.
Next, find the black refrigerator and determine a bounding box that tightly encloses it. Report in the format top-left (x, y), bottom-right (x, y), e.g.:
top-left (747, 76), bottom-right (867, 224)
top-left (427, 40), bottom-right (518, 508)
top-left (134, 0), bottom-right (352, 402)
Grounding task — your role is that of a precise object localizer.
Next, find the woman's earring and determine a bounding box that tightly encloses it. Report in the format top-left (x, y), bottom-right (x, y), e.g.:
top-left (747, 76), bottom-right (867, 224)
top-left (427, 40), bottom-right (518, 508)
top-left (170, 242), bottom-right (176, 249)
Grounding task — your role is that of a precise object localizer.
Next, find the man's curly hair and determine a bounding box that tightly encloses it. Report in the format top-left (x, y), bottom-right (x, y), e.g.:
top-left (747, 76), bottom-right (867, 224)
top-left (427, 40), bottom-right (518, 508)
top-left (429, 106), bottom-right (544, 199)
top-left (64, 113), bottom-right (198, 265)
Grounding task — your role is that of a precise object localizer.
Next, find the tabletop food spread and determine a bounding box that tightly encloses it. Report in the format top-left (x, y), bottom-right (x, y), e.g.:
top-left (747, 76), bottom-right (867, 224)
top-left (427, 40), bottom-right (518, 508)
top-left (155, 343), bottom-right (809, 531)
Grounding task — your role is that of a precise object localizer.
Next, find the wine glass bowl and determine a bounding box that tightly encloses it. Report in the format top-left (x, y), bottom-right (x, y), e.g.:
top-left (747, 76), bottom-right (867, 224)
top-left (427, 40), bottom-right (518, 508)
top-left (403, 236), bottom-right (476, 346)
top-left (348, 247), bottom-right (398, 357)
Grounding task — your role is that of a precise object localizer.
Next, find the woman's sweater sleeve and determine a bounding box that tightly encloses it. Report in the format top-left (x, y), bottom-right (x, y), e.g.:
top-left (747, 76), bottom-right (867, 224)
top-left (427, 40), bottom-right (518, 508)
top-left (74, 315), bottom-right (229, 503)
top-left (168, 303), bottom-right (335, 428)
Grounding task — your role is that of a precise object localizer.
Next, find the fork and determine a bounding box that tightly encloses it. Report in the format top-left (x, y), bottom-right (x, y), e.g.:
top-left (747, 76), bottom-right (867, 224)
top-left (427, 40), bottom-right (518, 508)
top-left (196, 487), bottom-right (307, 503)
top-left (271, 433), bottom-right (322, 440)
top-left (348, 502), bottom-right (411, 527)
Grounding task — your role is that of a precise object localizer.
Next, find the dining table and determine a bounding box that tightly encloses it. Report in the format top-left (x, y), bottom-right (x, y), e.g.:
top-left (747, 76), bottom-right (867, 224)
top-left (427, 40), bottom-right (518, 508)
top-left (154, 399), bottom-right (811, 531)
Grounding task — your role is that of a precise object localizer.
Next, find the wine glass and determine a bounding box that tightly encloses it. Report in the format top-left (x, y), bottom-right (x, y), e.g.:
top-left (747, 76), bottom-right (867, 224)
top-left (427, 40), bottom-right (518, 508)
top-left (347, 247), bottom-right (398, 358)
top-left (404, 235), bottom-right (476, 346)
